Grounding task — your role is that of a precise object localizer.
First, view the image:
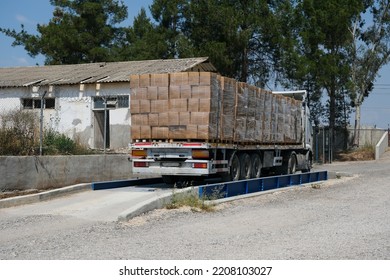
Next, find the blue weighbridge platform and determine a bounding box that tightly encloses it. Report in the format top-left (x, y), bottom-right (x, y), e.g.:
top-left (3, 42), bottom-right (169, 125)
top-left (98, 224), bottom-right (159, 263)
top-left (198, 171), bottom-right (328, 200)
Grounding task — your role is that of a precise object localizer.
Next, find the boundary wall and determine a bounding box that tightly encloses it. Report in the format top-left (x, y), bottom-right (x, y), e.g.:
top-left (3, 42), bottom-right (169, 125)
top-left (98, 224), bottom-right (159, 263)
top-left (375, 132), bottom-right (389, 160)
top-left (0, 154), bottom-right (132, 191)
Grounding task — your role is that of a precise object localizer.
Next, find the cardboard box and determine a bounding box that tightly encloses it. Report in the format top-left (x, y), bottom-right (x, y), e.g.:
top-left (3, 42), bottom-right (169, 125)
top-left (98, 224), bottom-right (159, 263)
top-left (158, 87), bottom-right (169, 100)
top-left (186, 125), bottom-right (198, 139)
top-left (139, 74), bottom-right (150, 87)
top-left (199, 98), bottom-right (211, 112)
top-left (197, 125), bottom-right (210, 139)
top-left (149, 113), bottom-right (159, 126)
top-left (180, 85), bottom-right (192, 99)
top-left (159, 112), bottom-right (169, 126)
top-left (188, 72), bottom-right (200, 85)
top-left (139, 100), bottom-right (151, 113)
top-left (131, 87), bottom-right (148, 100)
top-left (191, 112), bottom-right (210, 125)
top-left (169, 85), bottom-right (181, 99)
top-left (188, 98), bottom-right (199, 112)
top-left (179, 112), bottom-right (190, 125)
top-left (131, 125), bottom-right (140, 139)
top-left (169, 125), bottom-right (187, 139)
top-left (147, 86), bottom-right (158, 100)
top-left (150, 73), bottom-right (169, 87)
top-left (140, 126), bottom-right (151, 139)
top-left (169, 99), bottom-right (188, 112)
top-left (191, 85), bottom-right (211, 99)
top-left (199, 72), bottom-right (212, 85)
top-left (130, 100), bottom-right (140, 114)
top-left (130, 75), bottom-right (139, 88)
top-left (168, 112), bottom-right (180, 125)
top-left (151, 100), bottom-right (168, 113)
top-left (152, 127), bottom-right (169, 139)
top-left (170, 72), bottom-right (189, 86)
top-left (132, 114), bottom-right (149, 125)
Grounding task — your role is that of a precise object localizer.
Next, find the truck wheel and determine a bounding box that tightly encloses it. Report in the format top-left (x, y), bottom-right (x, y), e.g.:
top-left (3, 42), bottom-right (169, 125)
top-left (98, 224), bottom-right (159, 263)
top-left (239, 153), bottom-right (251, 180)
top-left (229, 153), bottom-right (241, 181)
top-left (287, 154), bottom-right (297, 174)
top-left (250, 153), bottom-right (262, 178)
top-left (302, 153), bottom-right (313, 173)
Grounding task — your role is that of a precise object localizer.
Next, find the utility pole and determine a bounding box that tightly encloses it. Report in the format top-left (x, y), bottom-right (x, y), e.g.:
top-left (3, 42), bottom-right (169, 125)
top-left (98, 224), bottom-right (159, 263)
top-left (39, 91), bottom-right (47, 156)
top-left (103, 96), bottom-right (107, 153)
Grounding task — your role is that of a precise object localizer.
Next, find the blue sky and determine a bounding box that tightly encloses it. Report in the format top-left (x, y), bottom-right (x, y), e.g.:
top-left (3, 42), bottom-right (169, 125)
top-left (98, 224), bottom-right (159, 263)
top-left (1, 0), bottom-right (390, 129)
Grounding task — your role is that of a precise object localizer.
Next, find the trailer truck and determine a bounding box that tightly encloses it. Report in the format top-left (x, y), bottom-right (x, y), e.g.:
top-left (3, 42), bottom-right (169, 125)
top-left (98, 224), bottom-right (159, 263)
top-left (129, 72), bottom-right (313, 184)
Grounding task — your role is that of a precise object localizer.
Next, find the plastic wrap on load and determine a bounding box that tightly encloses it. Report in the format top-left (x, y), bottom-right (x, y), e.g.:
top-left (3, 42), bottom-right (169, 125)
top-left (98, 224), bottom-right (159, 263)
top-left (221, 77), bottom-right (236, 140)
top-left (263, 91), bottom-right (273, 142)
top-left (246, 118), bottom-right (257, 141)
top-left (130, 72), bottom-right (303, 144)
top-left (234, 117), bottom-right (246, 141)
top-left (236, 82), bottom-right (249, 117)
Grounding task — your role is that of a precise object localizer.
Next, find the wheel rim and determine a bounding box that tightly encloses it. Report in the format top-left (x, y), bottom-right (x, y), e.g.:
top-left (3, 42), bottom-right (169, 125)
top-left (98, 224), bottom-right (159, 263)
top-left (250, 153), bottom-right (262, 178)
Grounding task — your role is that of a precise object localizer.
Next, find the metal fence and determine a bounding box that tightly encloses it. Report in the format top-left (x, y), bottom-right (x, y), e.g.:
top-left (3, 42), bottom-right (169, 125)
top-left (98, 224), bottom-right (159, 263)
top-left (313, 127), bottom-right (388, 163)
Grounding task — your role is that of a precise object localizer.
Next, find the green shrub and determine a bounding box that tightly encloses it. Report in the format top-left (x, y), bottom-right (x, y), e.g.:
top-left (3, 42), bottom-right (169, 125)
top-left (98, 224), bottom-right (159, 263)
top-left (43, 129), bottom-right (93, 155)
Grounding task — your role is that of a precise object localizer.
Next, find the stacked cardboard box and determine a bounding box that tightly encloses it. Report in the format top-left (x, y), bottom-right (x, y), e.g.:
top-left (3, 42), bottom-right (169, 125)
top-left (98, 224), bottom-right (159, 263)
top-left (130, 72), bottom-right (302, 144)
top-left (130, 72), bottom-right (219, 140)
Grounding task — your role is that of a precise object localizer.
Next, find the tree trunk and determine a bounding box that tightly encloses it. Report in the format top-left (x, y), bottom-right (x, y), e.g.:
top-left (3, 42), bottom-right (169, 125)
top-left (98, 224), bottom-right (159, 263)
top-left (353, 104), bottom-right (361, 147)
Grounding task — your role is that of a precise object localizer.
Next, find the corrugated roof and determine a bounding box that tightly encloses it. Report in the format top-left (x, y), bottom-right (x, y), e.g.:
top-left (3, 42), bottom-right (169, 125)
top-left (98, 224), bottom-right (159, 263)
top-left (0, 57), bottom-right (217, 88)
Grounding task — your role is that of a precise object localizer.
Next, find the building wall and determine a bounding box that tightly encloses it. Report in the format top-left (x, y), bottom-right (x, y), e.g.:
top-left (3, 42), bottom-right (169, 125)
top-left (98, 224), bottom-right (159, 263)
top-left (0, 82), bottom-right (131, 150)
top-left (0, 154), bottom-right (133, 191)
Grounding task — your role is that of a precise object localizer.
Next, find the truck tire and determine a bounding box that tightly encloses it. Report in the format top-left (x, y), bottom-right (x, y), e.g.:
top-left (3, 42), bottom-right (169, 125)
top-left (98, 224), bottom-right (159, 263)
top-left (239, 153), bottom-right (251, 180)
top-left (287, 154), bottom-right (297, 174)
top-left (302, 152), bottom-right (313, 173)
top-left (230, 153), bottom-right (241, 181)
top-left (250, 153), bottom-right (262, 178)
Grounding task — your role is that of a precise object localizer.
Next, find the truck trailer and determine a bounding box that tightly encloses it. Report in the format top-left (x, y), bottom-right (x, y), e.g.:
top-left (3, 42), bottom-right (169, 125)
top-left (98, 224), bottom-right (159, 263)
top-left (129, 72), bottom-right (313, 184)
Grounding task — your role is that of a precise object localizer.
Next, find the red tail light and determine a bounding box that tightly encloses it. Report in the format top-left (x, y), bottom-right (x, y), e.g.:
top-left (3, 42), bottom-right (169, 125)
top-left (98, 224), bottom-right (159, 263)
top-left (193, 163), bottom-right (208, 169)
top-left (134, 162), bottom-right (149, 167)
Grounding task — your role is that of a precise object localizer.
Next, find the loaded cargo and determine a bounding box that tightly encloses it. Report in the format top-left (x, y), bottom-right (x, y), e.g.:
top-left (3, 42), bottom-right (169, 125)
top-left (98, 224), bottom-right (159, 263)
top-left (129, 72), bottom-right (313, 184)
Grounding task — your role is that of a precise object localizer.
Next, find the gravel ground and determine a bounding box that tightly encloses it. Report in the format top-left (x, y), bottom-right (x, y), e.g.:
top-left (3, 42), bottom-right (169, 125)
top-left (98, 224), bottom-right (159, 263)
top-left (0, 153), bottom-right (389, 260)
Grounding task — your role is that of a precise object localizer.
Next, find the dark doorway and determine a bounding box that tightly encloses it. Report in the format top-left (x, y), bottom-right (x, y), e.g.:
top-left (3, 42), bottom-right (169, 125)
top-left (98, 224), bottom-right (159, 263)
top-left (94, 110), bottom-right (110, 149)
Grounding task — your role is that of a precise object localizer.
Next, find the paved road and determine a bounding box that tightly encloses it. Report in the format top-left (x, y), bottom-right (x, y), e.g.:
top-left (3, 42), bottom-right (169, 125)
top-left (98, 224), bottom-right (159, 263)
top-left (0, 184), bottom-right (170, 222)
top-left (0, 153), bottom-right (389, 259)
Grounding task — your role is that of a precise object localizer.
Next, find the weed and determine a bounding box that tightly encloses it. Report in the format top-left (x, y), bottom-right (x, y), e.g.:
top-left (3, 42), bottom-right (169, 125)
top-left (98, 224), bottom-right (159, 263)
top-left (312, 183), bottom-right (321, 189)
top-left (0, 109), bottom-right (38, 155)
top-left (165, 187), bottom-right (216, 212)
top-left (336, 144), bottom-right (375, 161)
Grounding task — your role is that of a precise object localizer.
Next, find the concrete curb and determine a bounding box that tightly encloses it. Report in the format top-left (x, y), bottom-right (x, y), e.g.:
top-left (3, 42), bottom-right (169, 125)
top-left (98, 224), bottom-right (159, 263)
top-left (0, 183), bottom-right (91, 209)
top-left (117, 187), bottom-right (194, 221)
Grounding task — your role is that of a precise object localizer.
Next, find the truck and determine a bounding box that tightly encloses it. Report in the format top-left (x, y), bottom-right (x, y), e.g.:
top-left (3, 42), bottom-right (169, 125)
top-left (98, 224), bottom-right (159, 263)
top-left (129, 72), bottom-right (313, 184)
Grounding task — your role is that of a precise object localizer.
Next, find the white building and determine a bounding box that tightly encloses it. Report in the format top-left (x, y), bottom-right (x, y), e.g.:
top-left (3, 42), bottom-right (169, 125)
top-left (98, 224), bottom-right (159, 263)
top-left (0, 58), bottom-right (216, 150)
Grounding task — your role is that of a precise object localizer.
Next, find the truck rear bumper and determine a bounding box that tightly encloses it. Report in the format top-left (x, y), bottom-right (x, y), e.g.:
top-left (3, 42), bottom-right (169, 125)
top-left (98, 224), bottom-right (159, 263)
top-left (132, 159), bottom-right (228, 176)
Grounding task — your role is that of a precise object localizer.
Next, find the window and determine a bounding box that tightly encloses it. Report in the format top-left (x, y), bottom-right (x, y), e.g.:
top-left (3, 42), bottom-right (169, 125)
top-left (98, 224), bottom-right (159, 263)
top-left (117, 95), bottom-right (129, 108)
top-left (93, 95), bottom-right (129, 110)
top-left (22, 98), bottom-right (56, 109)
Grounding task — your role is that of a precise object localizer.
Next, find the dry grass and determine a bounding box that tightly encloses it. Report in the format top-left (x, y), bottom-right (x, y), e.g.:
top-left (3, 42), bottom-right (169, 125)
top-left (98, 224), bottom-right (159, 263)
top-left (336, 144), bottom-right (375, 161)
top-left (0, 186), bottom-right (59, 199)
top-left (165, 189), bottom-right (217, 212)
